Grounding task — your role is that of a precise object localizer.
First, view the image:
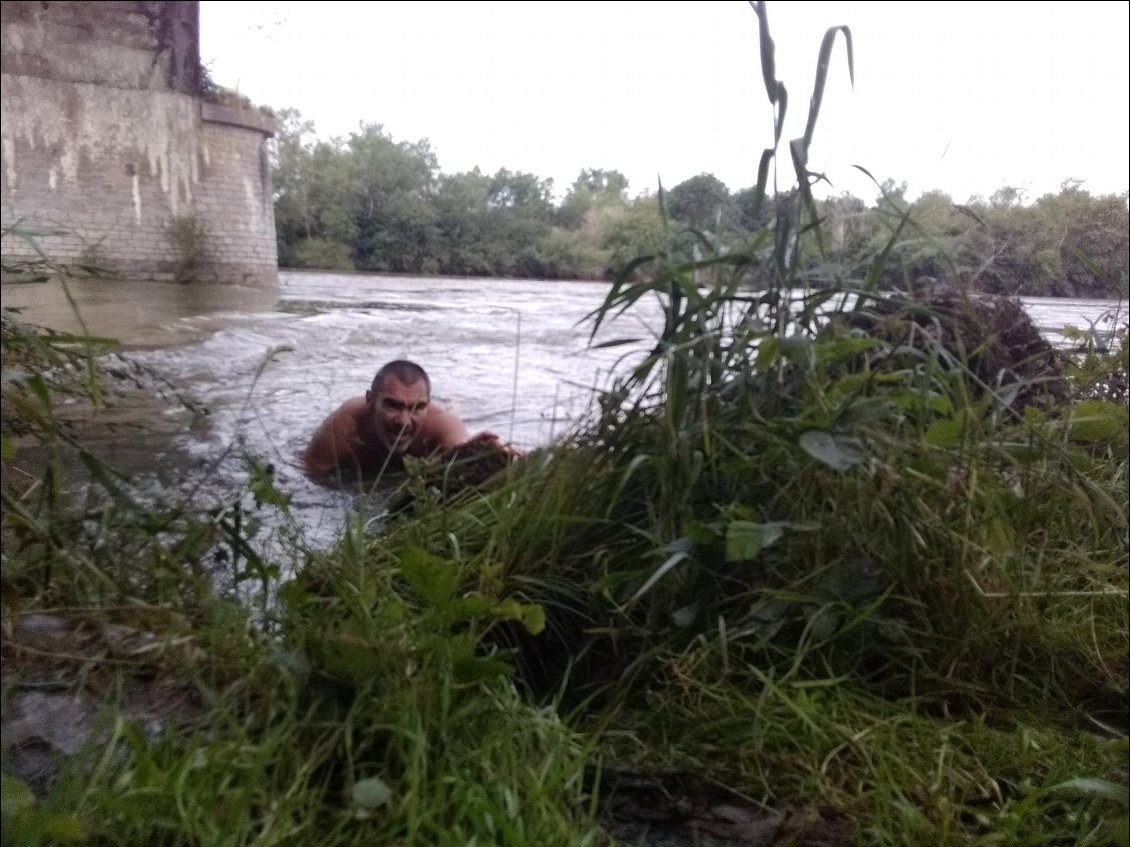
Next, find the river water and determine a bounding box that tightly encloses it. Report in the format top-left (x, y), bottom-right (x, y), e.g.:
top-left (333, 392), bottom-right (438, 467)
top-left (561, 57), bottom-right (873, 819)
top-left (4, 271), bottom-right (1126, 550)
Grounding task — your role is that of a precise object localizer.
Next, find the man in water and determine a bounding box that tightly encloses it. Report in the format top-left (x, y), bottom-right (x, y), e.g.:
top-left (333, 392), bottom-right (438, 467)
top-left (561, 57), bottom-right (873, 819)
top-left (303, 360), bottom-right (514, 480)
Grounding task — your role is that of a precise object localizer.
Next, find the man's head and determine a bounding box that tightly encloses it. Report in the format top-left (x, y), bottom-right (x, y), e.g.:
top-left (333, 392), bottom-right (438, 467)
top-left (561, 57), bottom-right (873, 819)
top-left (365, 360), bottom-right (432, 452)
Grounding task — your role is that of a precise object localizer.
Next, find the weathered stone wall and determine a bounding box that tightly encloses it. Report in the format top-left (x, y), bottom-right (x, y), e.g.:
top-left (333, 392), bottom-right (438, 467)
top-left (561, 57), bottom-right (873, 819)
top-left (0, 1), bottom-right (277, 287)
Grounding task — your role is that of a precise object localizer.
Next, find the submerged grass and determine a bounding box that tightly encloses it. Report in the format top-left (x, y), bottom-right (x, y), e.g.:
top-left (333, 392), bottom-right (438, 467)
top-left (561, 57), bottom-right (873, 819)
top-left (3, 3), bottom-right (1128, 845)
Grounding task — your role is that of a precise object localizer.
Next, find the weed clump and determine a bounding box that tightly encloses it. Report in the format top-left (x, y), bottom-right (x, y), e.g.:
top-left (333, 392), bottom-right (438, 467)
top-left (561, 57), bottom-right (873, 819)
top-left (168, 214), bottom-right (213, 283)
top-left (843, 285), bottom-right (1067, 407)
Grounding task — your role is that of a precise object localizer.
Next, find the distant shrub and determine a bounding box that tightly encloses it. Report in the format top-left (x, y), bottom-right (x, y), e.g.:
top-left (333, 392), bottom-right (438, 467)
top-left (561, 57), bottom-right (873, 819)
top-left (168, 214), bottom-right (212, 283)
top-left (291, 238), bottom-right (355, 271)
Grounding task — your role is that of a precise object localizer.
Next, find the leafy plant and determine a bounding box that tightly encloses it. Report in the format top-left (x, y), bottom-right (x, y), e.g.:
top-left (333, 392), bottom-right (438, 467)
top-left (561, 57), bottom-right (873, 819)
top-left (167, 213), bottom-right (212, 283)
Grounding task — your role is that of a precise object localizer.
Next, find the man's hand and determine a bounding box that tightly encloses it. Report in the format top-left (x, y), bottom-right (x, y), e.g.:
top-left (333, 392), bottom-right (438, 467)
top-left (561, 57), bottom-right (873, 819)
top-left (466, 430), bottom-right (525, 457)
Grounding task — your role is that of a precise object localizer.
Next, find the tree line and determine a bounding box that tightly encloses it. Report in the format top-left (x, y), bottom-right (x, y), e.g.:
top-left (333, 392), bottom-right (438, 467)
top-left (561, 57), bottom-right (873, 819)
top-left (272, 109), bottom-right (1128, 298)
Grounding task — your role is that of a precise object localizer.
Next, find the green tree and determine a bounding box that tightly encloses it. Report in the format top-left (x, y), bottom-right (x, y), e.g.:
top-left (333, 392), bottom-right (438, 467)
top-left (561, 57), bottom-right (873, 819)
top-left (432, 168), bottom-right (495, 275)
top-left (665, 173), bottom-right (733, 233)
top-left (603, 196), bottom-right (669, 274)
top-left (430, 168), bottom-right (558, 277)
top-left (887, 189), bottom-right (965, 286)
top-left (559, 168), bottom-right (629, 229)
top-left (1031, 182), bottom-right (1129, 297)
top-left (732, 185), bottom-right (776, 234)
top-left (304, 141), bottom-right (358, 249)
top-left (488, 168), bottom-right (555, 216)
top-left (344, 124), bottom-right (439, 273)
top-left (530, 226), bottom-right (609, 279)
top-left (486, 168), bottom-right (557, 276)
top-left (292, 238), bottom-right (354, 271)
top-left (271, 108), bottom-right (322, 266)
top-left (956, 186), bottom-right (1043, 295)
top-left (816, 192), bottom-right (866, 257)
top-left (268, 105), bottom-right (1128, 292)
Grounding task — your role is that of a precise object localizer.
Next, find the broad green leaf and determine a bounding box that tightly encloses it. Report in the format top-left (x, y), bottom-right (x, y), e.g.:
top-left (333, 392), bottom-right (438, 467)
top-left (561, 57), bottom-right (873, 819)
top-left (889, 389), bottom-right (951, 415)
top-left (248, 461), bottom-right (291, 509)
top-left (813, 336), bottom-right (882, 361)
top-left (778, 335), bottom-right (812, 364)
top-left (799, 431), bottom-right (866, 471)
top-left (1, 774), bottom-right (36, 820)
top-left (446, 595), bottom-right (494, 622)
top-left (400, 547), bottom-right (458, 605)
top-left (725, 520), bottom-right (785, 561)
top-left (518, 603), bottom-right (546, 635)
top-left (925, 412), bottom-right (969, 447)
top-left (755, 336), bottom-right (780, 372)
top-left (491, 599), bottom-right (546, 635)
top-left (324, 637), bottom-right (381, 682)
top-left (682, 520), bottom-right (723, 545)
top-left (452, 655), bottom-right (513, 684)
top-left (41, 813), bottom-right (86, 841)
top-left (838, 397), bottom-right (893, 426)
top-left (1070, 400), bottom-right (1130, 444)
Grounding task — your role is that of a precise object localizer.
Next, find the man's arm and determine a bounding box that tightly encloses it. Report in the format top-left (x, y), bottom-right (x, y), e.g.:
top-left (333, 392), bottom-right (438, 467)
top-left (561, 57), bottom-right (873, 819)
top-left (422, 406), bottom-right (524, 456)
top-left (422, 405), bottom-right (474, 451)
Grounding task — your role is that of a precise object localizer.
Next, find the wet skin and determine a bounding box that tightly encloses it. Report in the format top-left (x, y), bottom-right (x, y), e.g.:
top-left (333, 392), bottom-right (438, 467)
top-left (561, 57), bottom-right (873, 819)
top-left (366, 374), bottom-right (433, 454)
top-left (303, 375), bottom-right (518, 480)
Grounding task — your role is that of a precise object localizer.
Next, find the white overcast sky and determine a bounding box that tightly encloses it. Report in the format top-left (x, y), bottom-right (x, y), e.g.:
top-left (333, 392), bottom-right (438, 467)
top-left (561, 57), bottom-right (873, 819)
top-left (200, 1), bottom-right (1130, 205)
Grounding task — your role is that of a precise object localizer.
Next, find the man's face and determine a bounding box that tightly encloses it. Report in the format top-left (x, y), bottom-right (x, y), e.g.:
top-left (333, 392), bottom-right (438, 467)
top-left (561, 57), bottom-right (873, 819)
top-left (366, 374), bottom-right (430, 453)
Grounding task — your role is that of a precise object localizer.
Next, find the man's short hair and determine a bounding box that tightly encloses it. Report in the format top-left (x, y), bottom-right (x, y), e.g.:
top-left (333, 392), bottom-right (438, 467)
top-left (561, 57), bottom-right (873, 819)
top-left (371, 360), bottom-right (431, 396)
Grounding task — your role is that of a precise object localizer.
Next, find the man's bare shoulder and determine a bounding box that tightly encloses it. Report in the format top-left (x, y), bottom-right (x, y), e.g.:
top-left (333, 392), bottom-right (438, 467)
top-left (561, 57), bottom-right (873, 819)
top-left (420, 402), bottom-right (524, 457)
top-left (317, 396), bottom-right (367, 432)
top-left (336, 395), bottom-right (369, 416)
top-left (419, 401), bottom-right (472, 450)
top-left (421, 402), bottom-right (462, 426)
top-left (303, 396), bottom-right (370, 477)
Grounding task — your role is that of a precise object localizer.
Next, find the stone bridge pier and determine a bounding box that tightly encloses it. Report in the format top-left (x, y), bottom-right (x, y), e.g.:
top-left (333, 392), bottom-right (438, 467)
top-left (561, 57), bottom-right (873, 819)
top-left (1, 1), bottom-right (278, 286)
